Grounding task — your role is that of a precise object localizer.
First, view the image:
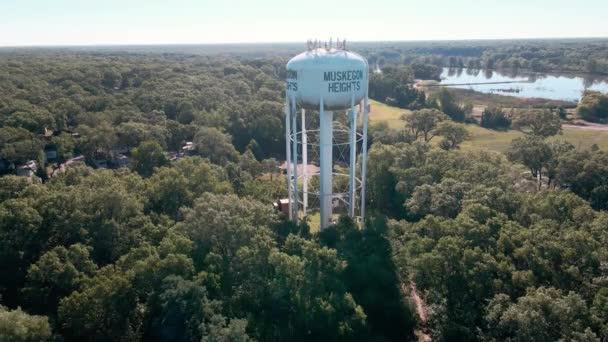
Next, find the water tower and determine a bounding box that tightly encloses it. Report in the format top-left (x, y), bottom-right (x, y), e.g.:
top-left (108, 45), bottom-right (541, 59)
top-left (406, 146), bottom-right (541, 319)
top-left (285, 40), bottom-right (369, 229)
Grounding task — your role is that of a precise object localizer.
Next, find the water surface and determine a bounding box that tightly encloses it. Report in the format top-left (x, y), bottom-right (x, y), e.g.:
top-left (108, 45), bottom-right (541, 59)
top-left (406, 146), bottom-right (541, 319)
top-left (439, 68), bottom-right (608, 102)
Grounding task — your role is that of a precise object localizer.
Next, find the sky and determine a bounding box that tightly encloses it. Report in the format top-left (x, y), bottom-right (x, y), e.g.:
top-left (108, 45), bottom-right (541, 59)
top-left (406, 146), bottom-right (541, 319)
top-left (1, 0), bottom-right (607, 46)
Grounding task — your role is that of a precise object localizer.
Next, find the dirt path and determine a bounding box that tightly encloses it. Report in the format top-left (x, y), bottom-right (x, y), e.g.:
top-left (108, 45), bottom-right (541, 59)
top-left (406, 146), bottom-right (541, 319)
top-left (410, 282), bottom-right (428, 325)
top-left (401, 280), bottom-right (432, 342)
top-left (563, 122), bottom-right (608, 131)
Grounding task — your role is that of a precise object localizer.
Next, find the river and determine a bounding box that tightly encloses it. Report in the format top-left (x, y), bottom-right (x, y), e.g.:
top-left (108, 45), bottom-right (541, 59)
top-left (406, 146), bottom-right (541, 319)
top-left (439, 68), bottom-right (608, 102)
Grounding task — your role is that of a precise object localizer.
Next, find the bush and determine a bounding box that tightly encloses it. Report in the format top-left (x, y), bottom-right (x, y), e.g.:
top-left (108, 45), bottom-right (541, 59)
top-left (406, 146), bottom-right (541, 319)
top-left (0, 306), bottom-right (52, 341)
top-left (481, 107), bottom-right (511, 130)
top-left (577, 90), bottom-right (608, 123)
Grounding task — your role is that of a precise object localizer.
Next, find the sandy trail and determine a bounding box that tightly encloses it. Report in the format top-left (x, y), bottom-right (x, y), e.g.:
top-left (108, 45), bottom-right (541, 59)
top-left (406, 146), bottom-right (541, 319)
top-left (563, 122), bottom-right (608, 131)
top-left (401, 280), bottom-right (432, 342)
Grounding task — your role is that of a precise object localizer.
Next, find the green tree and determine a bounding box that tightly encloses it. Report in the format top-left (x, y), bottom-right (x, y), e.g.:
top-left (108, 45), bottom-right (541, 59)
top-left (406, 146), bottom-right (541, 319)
top-left (576, 90), bottom-right (608, 122)
top-left (245, 235), bottom-right (367, 341)
top-left (320, 217), bottom-right (416, 341)
top-left (58, 267), bottom-right (143, 341)
top-left (3, 108), bottom-right (56, 134)
top-left (365, 143), bottom-right (406, 218)
top-left (155, 275), bottom-right (251, 342)
top-left (591, 288), bottom-right (608, 340)
top-left (404, 109), bottom-right (448, 142)
top-left (146, 158), bottom-right (231, 218)
top-left (0, 175), bottom-right (31, 202)
top-left (0, 199), bottom-right (44, 307)
top-left (260, 158), bottom-right (279, 180)
top-left (435, 121), bottom-right (470, 150)
top-left (22, 244), bottom-right (98, 314)
top-left (238, 149), bottom-right (261, 177)
top-left (76, 123), bottom-right (118, 161)
top-left (51, 133), bottom-right (76, 163)
top-left (481, 107), bottom-right (511, 130)
top-left (0, 127), bottom-right (43, 165)
top-left (406, 178), bottom-right (470, 218)
top-left (507, 135), bottom-right (552, 188)
top-left (512, 109), bottom-right (562, 137)
top-left (0, 305), bottom-right (52, 341)
top-left (430, 88), bottom-right (467, 122)
top-left (485, 288), bottom-right (598, 341)
top-left (193, 127), bottom-right (238, 166)
top-left (131, 141), bottom-right (169, 177)
top-left (544, 140), bottom-right (575, 188)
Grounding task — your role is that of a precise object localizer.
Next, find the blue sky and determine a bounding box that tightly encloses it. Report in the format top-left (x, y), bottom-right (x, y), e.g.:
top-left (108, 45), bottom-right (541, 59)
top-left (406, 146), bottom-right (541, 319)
top-left (1, 0), bottom-right (607, 46)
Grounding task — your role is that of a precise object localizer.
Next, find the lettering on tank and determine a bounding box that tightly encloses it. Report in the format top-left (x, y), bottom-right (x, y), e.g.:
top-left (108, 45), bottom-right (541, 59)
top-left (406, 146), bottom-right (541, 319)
top-left (323, 70), bottom-right (363, 93)
top-left (286, 70), bottom-right (298, 91)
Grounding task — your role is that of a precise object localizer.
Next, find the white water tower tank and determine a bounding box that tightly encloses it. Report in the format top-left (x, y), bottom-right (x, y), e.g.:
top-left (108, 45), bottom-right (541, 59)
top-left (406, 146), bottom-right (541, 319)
top-left (284, 43), bottom-right (370, 230)
top-left (286, 48), bottom-right (368, 109)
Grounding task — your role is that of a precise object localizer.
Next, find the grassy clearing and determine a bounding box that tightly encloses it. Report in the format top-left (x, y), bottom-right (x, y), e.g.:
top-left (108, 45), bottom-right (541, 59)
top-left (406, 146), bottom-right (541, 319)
top-left (463, 126), bottom-right (608, 153)
top-left (368, 99), bottom-right (410, 129)
top-left (460, 126), bottom-right (522, 152)
top-left (305, 212), bottom-right (321, 233)
top-left (368, 100), bottom-right (608, 153)
top-left (558, 128), bottom-right (608, 150)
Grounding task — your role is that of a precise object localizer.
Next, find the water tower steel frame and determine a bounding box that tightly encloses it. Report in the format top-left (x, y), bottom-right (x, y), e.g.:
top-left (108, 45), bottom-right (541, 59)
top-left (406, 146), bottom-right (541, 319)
top-left (285, 43), bottom-right (369, 229)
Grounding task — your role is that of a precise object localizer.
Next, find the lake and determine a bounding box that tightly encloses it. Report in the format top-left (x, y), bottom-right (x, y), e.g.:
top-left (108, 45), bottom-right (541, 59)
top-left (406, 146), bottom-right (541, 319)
top-left (439, 68), bottom-right (608, 102)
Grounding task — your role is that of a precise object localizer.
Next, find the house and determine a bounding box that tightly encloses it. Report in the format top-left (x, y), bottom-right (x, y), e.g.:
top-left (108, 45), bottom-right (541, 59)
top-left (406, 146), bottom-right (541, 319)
top-left (45, 147), bottom-right (58, 162)
top-left (16, 160), bottom-right (38, 178)
top-left (93, 159), bottom-right (108, 168)
top-left (181, 142), bottom-right (195, 156)
top-left (169, 151), bottom-right (180, 161)
top-left (51, 155), bottom-right (85, 177)
top-left (115, 154), bottom-right (132, 168)
top-left (273, 198), bottom-right (291, 216)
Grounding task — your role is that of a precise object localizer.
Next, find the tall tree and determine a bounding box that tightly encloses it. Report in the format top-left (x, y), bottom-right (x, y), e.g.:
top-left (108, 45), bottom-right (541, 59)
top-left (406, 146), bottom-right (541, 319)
top-left (404, 109), bottom-right (448, 142)
top-left (193, 127), bottom-right (239, 166)
top-left (131, 141), bottom-right (170, 178)
top-left (512, 109), bottom-right (562, 137)
top-left (435, 121), bottom-right (470, 150)
top-left (0, 305), bottom-right (52, 341)
top-left (507, 135), bottom-right (552, 188)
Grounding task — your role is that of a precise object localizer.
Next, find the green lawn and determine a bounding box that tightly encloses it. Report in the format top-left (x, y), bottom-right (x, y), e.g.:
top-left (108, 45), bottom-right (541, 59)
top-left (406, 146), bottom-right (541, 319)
top-left (368, 99), bottom-right (410, 129)
top-left (368, 100), bottom-right (608, 153)
top-left (557, 128), bottom-right (608, 150)
top-left (461, 126), bottom-right (522, 152)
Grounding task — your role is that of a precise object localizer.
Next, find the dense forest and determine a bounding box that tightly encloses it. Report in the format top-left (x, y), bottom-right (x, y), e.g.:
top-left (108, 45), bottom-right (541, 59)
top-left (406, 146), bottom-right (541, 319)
top-left (359, 38), bottom-right (608, 75)
top-left (1, 41), bottom-right (608, 341)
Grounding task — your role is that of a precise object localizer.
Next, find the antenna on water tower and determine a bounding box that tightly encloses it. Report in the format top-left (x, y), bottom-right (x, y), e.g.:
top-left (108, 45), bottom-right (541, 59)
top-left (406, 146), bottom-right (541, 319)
top-left (285, 39), bottom-right (370, 229)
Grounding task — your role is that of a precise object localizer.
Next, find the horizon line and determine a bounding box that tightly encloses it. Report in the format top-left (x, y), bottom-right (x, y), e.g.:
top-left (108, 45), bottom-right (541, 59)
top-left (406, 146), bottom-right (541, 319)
top-left (2, 35), bottom-right (608, 49)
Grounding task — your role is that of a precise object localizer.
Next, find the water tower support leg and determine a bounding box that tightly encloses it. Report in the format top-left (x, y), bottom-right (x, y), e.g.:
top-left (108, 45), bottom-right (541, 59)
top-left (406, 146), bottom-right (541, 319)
top-left (360, 93), bottom-right (369, 222)
top-left (291, 97), bottom-right (298, 224)
top-left (302, 108), bottom-right (308, 216)
top-left (320, 100), bottom-right (333, 229)
top-left (348, 95), bottom-right (357, 218)
top-left (285, 97), bottom-right (293, 220)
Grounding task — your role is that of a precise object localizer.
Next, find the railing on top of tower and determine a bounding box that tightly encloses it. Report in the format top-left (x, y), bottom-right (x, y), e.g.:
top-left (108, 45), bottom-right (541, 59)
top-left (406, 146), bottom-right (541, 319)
top-left (306, 38), bottom-right (347, 52)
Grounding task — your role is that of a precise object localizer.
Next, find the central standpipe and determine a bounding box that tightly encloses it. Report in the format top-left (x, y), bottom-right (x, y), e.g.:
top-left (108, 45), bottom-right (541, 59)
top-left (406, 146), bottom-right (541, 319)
top-left (319, 97), bottom-right (334, 229)
top-left (348, 94), bottom-right (357, 218)
top-left (291, 95), bottom-right (299, 224)
top-left (284, 97), bottom-right (293, 220)
top-left (302, 108), bottom-right (308, 216)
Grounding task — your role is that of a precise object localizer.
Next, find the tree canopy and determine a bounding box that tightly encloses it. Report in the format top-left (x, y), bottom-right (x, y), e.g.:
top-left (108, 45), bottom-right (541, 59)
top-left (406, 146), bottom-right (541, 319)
top-left (1, 44), bottom-right (608, 342)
